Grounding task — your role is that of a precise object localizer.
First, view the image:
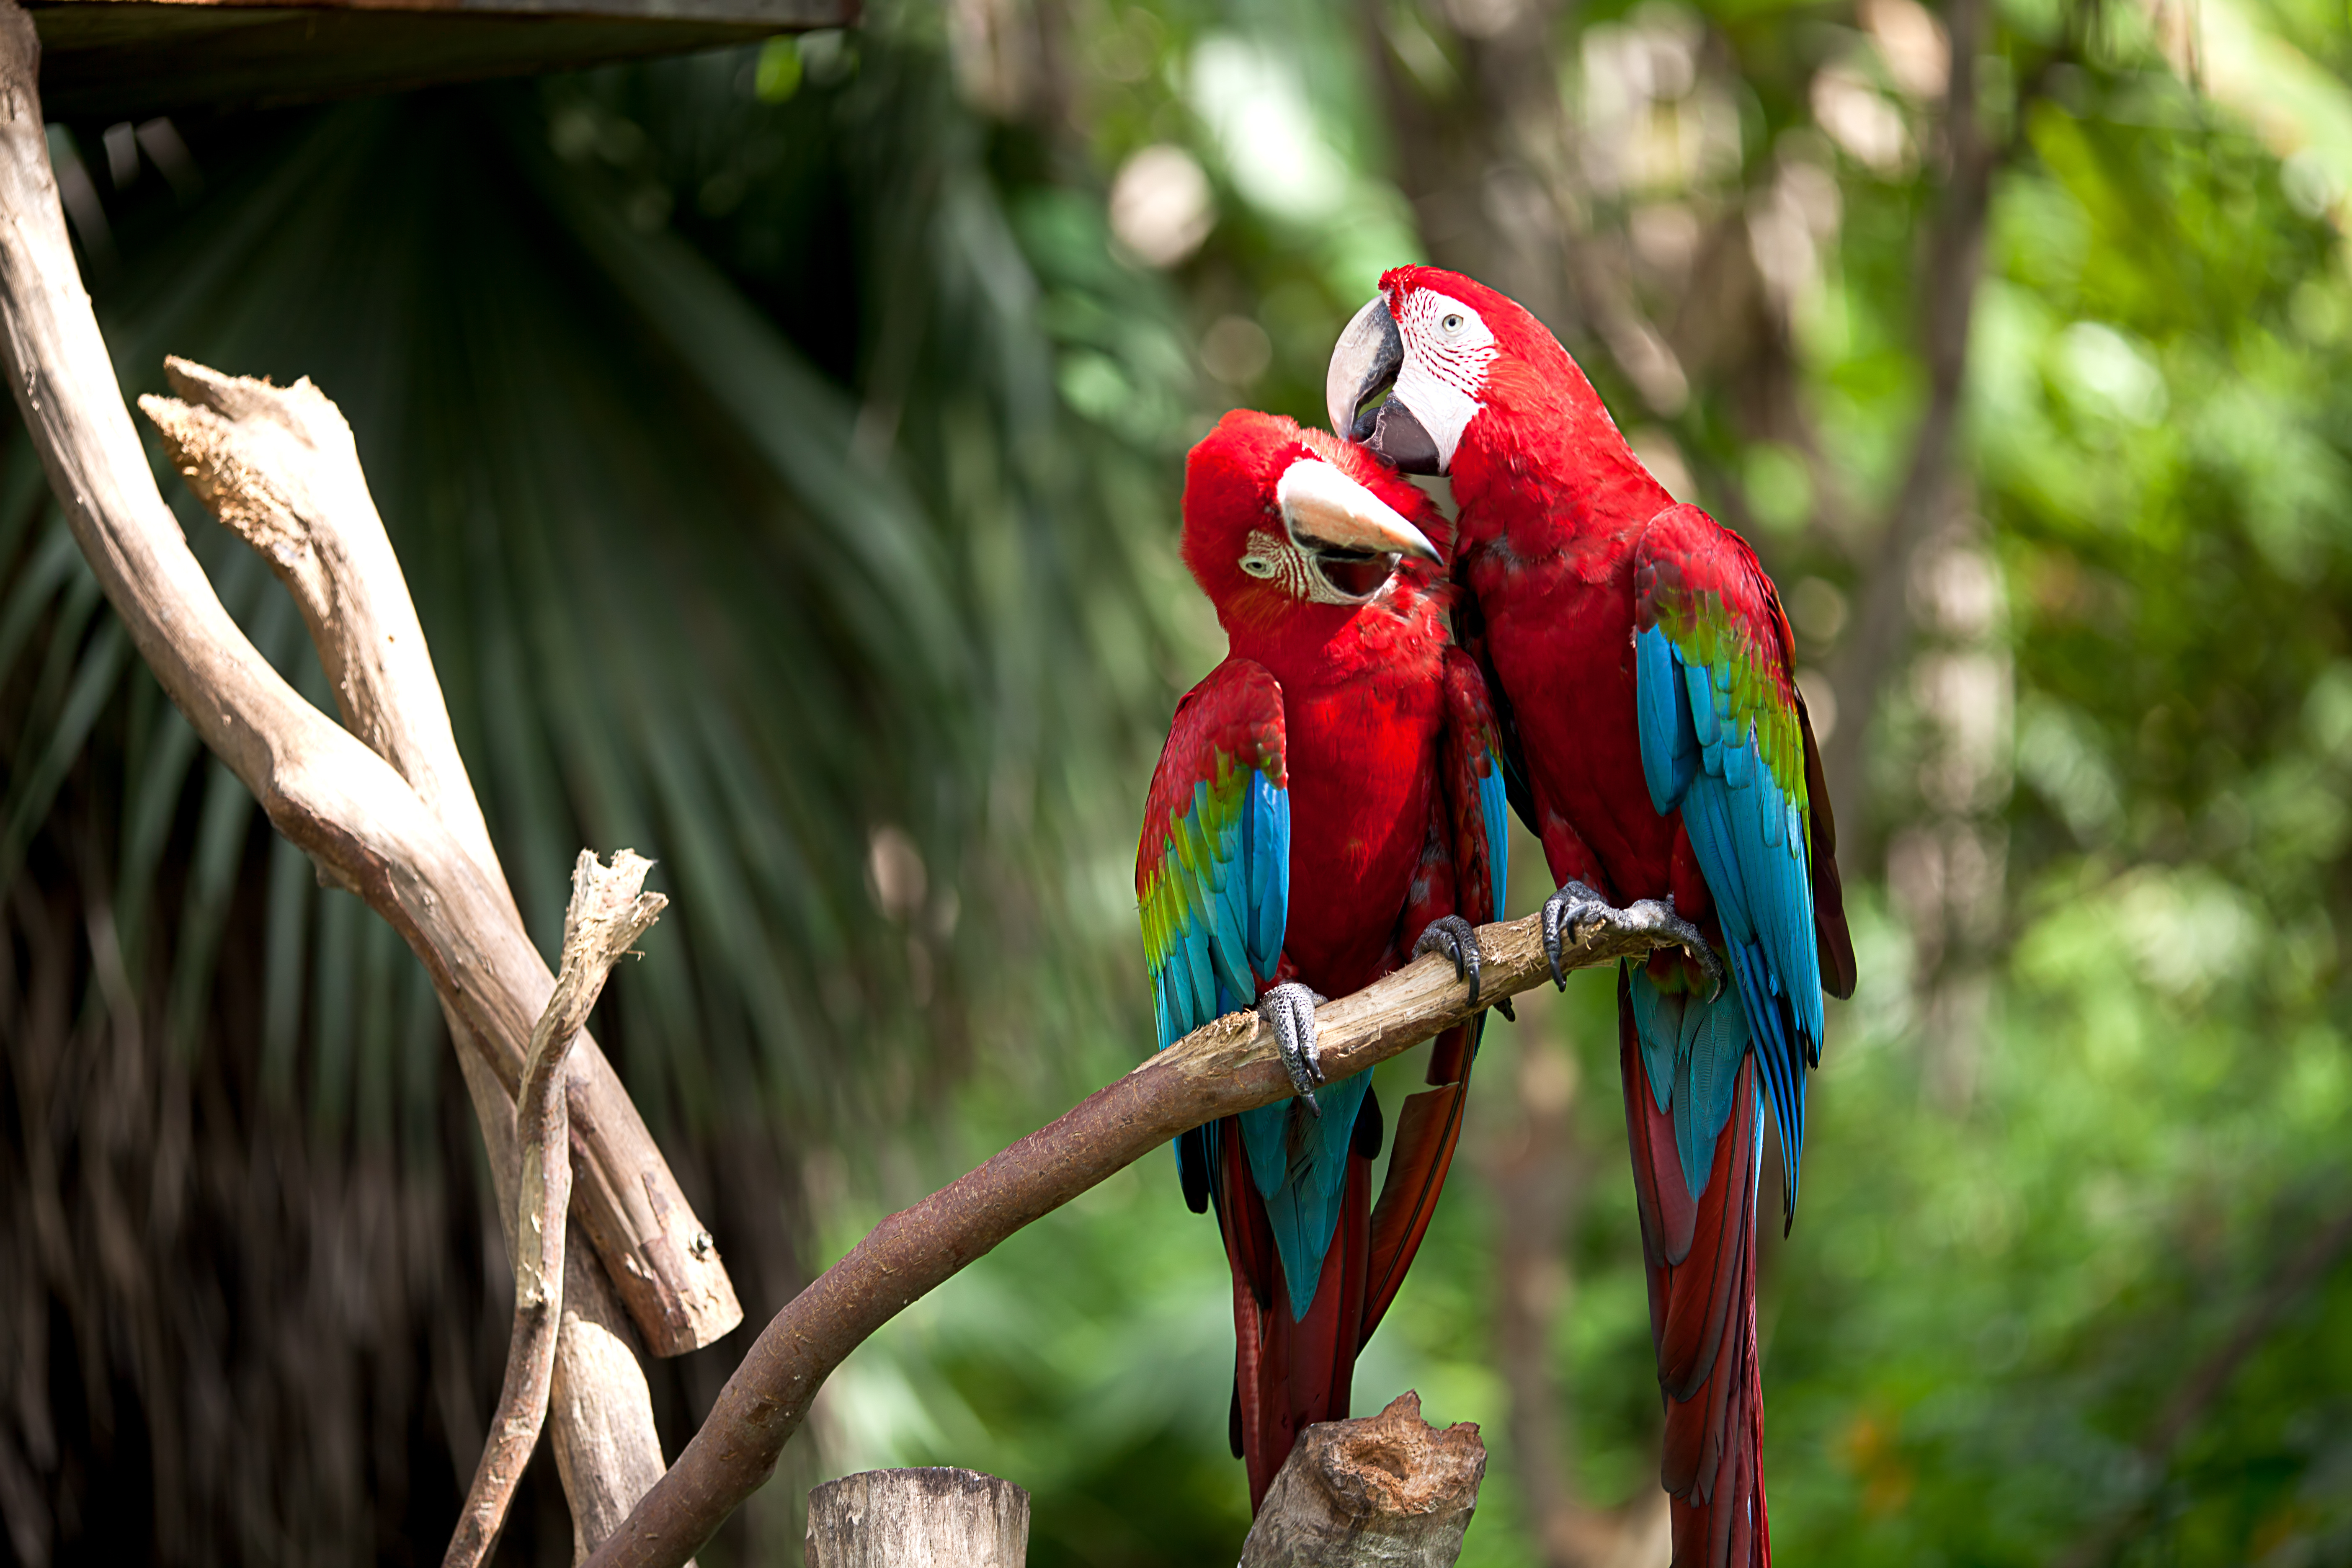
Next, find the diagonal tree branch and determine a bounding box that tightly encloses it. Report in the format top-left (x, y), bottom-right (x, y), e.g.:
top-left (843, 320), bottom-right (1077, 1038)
top-left (135, 356), bottom-right (515, 915)
top-left (583, 909), bottom-right (1685, 1568)
top-left (448, 850), bottom-right (668, 1568)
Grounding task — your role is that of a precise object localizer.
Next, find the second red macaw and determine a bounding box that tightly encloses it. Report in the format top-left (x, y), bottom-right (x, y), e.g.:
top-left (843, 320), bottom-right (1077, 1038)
top-left (1328, 269), bottom-right (1856, 1567)
top-left (1137, 410), bottom-right (1512, 1509)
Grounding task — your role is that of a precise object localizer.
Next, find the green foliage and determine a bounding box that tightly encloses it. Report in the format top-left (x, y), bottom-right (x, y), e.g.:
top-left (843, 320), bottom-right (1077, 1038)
top-left (800, 1), bottom-right (2352, 1565)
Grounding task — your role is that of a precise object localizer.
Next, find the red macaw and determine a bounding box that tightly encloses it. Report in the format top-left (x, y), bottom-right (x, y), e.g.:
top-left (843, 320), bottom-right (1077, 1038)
top-left (1327, 269), bottom-right (1856, 1567)
top-left (1137, 409), bottom-right (1513, 1509)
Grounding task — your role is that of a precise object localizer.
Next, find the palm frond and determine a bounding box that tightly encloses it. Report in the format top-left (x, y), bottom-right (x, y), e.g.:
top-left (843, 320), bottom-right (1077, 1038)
top-left (0, 25), bottom-right (1207, 1562)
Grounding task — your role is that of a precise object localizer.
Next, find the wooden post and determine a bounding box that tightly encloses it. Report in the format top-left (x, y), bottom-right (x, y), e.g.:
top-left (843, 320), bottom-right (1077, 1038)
top-left (804, 1470), bottom-right (1030, 1568)
top-left (1238, 1393), bottom-right (1486, 1568)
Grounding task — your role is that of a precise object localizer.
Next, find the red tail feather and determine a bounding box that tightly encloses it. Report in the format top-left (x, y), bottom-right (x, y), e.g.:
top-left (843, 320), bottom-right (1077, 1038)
top-left (1362, 1022), bottom-right (1478, 1344)
top-left (1620, 978), bottom-right (1770, 1568)
top-left (1217, 1124), bottom-right (1373, 1509)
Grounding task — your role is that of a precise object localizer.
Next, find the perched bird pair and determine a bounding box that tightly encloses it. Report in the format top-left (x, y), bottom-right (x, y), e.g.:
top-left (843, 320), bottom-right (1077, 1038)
top-left (1139, 268), bottom-right (1854, 1567)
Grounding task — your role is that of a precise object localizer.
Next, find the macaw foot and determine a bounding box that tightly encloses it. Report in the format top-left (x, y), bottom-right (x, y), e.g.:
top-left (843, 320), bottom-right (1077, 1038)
top-left (1540, 880), bottom-right (1725, 1000)
top-left (1413, 915), bottom-right (1486, 1010)
top-left (1257, 982), bottom-right (1328, 1114)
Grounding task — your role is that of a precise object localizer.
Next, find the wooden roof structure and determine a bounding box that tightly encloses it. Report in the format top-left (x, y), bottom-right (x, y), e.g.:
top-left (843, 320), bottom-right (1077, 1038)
top-left (30, 0), bottom-right (855, 119)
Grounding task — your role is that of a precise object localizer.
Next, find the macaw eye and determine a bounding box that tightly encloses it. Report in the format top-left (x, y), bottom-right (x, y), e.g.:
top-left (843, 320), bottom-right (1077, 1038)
top-left (1240, 555), bottom-right (1277, 578)
top-left (1442, 313), bottom-right (1465, 332)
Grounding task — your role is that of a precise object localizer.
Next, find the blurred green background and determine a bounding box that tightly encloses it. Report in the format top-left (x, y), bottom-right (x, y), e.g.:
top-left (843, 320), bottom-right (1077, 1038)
top-left (5, 0), bottom-right (2352, 1562)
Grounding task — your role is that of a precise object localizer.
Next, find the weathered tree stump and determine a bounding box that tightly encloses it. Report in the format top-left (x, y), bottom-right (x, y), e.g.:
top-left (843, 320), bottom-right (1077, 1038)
top-left (1238, 1393), bottom-right (1486, 1568)
top-left (805, 1469), bottom-right (1030, 1567)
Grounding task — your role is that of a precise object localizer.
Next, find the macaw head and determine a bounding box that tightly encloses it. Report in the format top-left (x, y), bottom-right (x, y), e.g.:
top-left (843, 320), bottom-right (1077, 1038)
top-left (1181, 409), bottom-right (1444, 638)
top-left (1324, 265), bottom-right (1625, 493)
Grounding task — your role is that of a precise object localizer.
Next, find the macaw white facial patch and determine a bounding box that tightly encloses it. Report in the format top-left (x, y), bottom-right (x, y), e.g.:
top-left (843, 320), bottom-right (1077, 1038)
top-left (1244, 527), bottom-right (1393, 606)
top-left (1394, 289), bottom-right (1496, 472)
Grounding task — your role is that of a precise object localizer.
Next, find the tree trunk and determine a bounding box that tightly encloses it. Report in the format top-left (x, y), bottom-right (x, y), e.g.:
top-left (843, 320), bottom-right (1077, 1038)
top-left (1237, 1392), bottom-right (1485, 1568)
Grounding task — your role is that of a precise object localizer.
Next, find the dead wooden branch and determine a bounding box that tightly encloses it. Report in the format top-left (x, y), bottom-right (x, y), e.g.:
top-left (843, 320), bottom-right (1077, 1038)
top-left (126, 357), bottom-right (730, 1552)
top-left (0, 3), bottom-right (736, 1358)
top-left (132, 358), bottom-right (741, 1357)
top-left (1238, 1392), bottom-right (1485, 1568)
top-left (0, 9), bottom-right (730, 1553)
top-left (136, 357), bottom-right (512, 910)
top-left (448, 851), bottom-right (668, 1568)
top-left (804, 1470), bottom-right (1031, 1568)
top-left (454, 1028), bottom-right (675, 1558)
top-left (583, 908), bottom-right (1681, 1568)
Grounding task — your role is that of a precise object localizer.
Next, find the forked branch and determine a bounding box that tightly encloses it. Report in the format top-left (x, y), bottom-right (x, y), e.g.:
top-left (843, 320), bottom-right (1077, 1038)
top-left (130, 358), bottom-right (740, 1358)
top-left (584, 908), bottom-right (1680, 1568)
top-left (448, 851), bottom-right (668, 1568)
top-left (0, 7), bottom-right (729, 1553)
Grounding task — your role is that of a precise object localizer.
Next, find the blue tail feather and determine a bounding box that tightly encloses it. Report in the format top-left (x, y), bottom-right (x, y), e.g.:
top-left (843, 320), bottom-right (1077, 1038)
top-left (1240, 1074), bottom-right (1373, 1321)
top-left (1630, 965), bottom-right (1750, 1204)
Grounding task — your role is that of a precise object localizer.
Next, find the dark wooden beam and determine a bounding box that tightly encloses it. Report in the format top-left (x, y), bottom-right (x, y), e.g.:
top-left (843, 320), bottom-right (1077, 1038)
top-left (29, 0), bottom-right (856, 119)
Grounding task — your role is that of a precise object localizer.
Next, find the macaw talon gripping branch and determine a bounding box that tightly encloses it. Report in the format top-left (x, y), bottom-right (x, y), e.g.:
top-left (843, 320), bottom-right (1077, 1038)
top-left (1411, 915), bottom-right (1485, 1011)
top-left (1542, 882), bottom-right (1723, 1001)
top-left (1256, 981), bottom-right (1328, 1110)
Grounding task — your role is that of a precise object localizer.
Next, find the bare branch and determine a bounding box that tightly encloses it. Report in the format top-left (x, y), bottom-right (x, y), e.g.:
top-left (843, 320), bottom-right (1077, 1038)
top-left (127, 357), bottom-right (740, 1355)
top-left (452, 1026), bottom-right (676, 1555)
top-left (0, 10), bottom-right (729, 1549)
top-left (136, 358), bottom-right (510, 904)
top-left (1239, 1392), bottom-right (1486, 1568)
top-left (584, 909), bottom-right (1679, 1568)
top-left (448, 850), bottom-right (667, 1568)
top-left (0, 13), bottom-right (735, 1357)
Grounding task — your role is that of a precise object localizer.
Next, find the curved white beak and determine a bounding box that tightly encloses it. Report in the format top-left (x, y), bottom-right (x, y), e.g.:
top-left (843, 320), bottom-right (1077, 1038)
top-left (1275, 457), bottom-right (1439, 561)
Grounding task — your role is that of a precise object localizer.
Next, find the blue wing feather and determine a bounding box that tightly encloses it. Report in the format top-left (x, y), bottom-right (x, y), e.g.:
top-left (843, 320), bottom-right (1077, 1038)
top-left (1134, 660), bottom-right (1377, 1307)
top-left (1253, 772), bottom-right (1288, 971)
top-left (1480, 755), bottom-right (1511, 921)
top-left (1636, 627), bottom-right (1697, 814)
top-left (1630, 571), bottom-right (1827, 1213)
top-left (1140, 663), bottom-right (1292, 1209)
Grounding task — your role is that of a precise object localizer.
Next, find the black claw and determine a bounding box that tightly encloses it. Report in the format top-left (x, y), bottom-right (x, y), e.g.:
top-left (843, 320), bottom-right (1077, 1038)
top-left (1257, 982), bottom-right (1325, 1114)
top-left (1413, 915), bottom-right (1483, 1009)
top-left (1540, 880), bottom-right (1611, 991)
top-left (1692, 941), bottom-right (1726, 1002)
top-left (1624, 896), bottom-right (1725, 1002)
top-left (1494, 995), bottom-right (1516, 1022)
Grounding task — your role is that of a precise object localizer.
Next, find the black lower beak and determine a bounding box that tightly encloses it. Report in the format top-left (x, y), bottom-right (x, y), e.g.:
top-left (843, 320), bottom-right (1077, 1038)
top-left (1326, 294), bottom-right (1445, 475)
top-left (1367, 399), bottom-right (1441, 475)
